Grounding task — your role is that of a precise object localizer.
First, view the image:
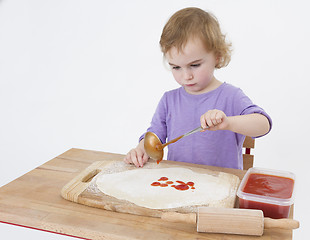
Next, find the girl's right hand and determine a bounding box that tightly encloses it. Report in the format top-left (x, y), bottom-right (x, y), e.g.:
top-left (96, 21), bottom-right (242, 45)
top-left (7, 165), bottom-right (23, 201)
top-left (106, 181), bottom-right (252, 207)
top-left (123, 139), bottom-right (149, 167)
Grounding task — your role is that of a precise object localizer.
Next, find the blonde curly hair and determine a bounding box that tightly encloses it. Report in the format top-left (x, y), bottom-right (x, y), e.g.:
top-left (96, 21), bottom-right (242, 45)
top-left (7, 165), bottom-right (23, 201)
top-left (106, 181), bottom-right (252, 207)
top-left (160, 7), bottom-right (232, 69)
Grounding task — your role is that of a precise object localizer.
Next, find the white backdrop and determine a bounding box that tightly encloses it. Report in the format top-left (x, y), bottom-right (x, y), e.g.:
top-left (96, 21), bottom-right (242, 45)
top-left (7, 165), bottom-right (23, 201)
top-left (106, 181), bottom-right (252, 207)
top-left (0, 0), bottom-right (309, 239)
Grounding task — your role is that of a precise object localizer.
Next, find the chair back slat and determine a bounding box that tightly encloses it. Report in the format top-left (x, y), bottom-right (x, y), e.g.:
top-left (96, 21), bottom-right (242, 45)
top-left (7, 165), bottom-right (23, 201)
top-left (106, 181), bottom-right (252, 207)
top-left (243, 136), bottom-right (255, 149)
top-left (243, 136), bottom-right (255, 170)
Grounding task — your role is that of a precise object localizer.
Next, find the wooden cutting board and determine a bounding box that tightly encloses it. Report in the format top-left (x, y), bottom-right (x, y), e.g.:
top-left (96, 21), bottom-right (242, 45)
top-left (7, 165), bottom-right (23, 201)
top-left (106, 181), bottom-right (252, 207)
top-left (61, 160), bottom-right (240, 218)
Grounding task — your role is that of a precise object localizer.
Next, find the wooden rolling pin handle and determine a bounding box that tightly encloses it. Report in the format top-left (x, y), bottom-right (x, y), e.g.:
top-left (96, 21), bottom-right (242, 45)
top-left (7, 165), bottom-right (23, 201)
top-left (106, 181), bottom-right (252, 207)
top-left (264, 217), bottom-right (300, 230)
top-left (161, 212), bottom-right (197, 225)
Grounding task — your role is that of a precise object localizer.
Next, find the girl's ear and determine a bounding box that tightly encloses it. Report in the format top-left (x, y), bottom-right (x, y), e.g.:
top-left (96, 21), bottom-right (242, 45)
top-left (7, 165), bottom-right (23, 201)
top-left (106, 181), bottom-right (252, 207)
top-left (215, 54), bottom-right (221, 68)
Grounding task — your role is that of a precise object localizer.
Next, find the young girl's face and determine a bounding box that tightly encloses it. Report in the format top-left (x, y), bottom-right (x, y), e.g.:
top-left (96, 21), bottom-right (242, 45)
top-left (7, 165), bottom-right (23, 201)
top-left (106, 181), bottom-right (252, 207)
top-left (166, 37), bottom-right (218, 95)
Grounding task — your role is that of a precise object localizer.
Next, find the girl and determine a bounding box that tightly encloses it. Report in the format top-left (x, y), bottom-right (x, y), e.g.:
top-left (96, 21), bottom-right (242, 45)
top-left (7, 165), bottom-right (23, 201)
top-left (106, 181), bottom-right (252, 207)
top-left (124, 7), bottom-right (271, 169)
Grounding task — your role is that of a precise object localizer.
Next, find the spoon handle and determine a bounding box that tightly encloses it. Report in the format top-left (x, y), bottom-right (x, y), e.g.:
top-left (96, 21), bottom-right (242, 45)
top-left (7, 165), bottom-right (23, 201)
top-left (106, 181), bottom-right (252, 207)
top-left (183, 126), bottom-right (204, 137)
top-left (160, 126), bottom-right (206, 149)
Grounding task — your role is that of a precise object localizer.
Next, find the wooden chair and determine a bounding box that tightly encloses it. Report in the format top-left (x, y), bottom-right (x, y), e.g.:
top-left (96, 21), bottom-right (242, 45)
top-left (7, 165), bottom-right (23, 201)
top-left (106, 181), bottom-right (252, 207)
top-left (243, 136), bottom-right (255, 170)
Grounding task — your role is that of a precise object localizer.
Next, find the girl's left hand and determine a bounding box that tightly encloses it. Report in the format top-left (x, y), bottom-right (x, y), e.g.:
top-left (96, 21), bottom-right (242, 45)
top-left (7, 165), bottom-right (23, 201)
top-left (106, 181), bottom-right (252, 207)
top-left (200, 109), bottom-right (229, 131)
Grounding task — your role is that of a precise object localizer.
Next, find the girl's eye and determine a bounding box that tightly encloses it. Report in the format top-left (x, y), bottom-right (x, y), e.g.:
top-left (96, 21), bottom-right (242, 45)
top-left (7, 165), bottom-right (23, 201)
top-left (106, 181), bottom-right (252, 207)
top-left (172, 66), bottom-right (181, 70)
top-left (191, 64), bottom-right (201, 68)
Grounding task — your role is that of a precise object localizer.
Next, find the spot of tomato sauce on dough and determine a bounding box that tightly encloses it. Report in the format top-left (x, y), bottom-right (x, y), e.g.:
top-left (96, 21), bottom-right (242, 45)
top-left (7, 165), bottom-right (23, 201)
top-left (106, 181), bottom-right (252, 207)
top-left (174, 184), bottom-right (189, 190)
top-left (151, 177), bottom-right (195, 191)
top-left (151, 182), bottom-right (161, 186)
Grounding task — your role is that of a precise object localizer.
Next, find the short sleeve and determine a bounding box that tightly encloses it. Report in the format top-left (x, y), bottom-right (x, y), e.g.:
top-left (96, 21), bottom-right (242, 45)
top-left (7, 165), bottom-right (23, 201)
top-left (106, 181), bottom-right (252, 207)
top-left (233, 88), bottom-right (272, 137)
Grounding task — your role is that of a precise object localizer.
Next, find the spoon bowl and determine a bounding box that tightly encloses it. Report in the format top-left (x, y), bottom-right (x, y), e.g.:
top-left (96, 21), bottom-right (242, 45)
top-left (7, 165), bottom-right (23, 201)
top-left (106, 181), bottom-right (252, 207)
top-left (144, 132), bottom-right (163, 161)
top-left (144, 126), bottom-right (204, 163)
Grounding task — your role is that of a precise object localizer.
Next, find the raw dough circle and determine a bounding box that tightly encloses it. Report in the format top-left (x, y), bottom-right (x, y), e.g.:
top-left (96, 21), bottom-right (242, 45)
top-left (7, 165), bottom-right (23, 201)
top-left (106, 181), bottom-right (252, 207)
top-left (96, 167), bottom-right (232, 209)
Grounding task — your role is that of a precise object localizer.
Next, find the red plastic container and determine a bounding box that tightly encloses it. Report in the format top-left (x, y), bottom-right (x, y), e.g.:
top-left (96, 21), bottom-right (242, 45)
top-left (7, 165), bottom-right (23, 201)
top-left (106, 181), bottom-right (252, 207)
top-left (237, 168), bottom-right (295, 219)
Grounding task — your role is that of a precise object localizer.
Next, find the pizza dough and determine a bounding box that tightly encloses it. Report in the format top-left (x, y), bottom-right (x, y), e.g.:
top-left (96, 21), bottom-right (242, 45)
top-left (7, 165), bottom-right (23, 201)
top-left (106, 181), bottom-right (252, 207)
top-left (95, 167), bottom-right (234, 209)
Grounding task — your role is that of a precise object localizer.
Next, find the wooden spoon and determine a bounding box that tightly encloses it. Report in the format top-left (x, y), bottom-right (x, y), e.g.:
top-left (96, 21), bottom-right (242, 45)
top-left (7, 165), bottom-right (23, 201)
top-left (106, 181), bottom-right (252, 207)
top-left (144, 126), bottom-right (204, 164)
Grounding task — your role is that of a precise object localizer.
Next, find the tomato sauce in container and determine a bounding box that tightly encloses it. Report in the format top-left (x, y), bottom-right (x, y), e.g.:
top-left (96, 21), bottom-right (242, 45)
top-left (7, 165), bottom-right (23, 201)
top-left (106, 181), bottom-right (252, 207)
top-left (237, 168), bottom-right (295, 219)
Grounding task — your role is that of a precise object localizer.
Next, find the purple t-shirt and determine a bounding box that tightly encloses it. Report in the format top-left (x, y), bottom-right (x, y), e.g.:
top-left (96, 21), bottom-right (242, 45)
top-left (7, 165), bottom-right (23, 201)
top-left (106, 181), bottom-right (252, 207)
top-left (140, 83), bottom-right (272, 169)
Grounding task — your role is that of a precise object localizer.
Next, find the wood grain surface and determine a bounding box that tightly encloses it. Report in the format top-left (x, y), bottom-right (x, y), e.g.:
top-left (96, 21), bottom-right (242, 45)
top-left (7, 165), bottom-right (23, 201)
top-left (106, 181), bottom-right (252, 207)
top-left (0, 148), bottom-right (294, 239)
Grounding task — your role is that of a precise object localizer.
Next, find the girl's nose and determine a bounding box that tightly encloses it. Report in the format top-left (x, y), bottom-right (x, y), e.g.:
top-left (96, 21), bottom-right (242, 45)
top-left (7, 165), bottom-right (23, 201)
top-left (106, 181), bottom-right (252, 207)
top-left (184, 70), bottom-right (193, 80)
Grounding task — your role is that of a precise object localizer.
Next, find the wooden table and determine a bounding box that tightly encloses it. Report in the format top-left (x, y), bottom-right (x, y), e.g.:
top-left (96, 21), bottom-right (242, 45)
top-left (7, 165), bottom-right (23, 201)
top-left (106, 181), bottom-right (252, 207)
top-left (0, 148), bottom-right (294, 239)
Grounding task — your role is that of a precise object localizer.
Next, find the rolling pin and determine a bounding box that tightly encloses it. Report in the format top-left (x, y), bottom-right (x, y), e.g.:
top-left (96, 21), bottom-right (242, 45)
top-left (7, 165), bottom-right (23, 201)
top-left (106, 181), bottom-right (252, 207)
top-left (161, 207), bottom-right (299, 236)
